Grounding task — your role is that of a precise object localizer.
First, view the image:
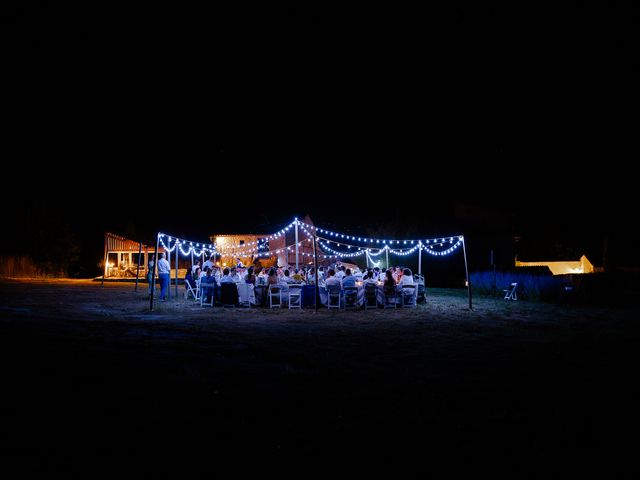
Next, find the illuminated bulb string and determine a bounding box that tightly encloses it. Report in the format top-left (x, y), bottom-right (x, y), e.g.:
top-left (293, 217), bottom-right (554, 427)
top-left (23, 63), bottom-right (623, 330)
top-left (158, 220), bottom-right (299, 258)
top-left (158, 234), bottom-right (216, 256)
top-left (421, 238), bottom-right (463, 256)
top-left (318, 240), bottom-right (368, 258)
top-left (298, 219), bottom-right (463, 249)
top-left (216, 221), bottom-right (298, 255)
top-left (158, 220), bottom-right (464, 260)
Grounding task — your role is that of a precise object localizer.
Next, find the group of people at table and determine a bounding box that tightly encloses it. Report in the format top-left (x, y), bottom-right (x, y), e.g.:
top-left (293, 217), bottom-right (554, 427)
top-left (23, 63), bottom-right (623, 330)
top-left (176, 255), bottom-right (421, 308)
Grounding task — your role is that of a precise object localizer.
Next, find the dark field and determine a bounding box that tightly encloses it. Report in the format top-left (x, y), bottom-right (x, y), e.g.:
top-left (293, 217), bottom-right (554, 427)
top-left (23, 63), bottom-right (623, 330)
top-left (1, 280), bottom-right (639, 476)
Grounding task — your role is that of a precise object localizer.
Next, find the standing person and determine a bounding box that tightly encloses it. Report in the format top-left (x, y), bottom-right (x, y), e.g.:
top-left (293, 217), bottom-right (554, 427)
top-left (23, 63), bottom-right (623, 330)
top-left (157, 252), bottom-right (171, 301)
top-left (147, 254), bottom-right (155, 295)
top-left (203, 255), bottom-right (215, 271)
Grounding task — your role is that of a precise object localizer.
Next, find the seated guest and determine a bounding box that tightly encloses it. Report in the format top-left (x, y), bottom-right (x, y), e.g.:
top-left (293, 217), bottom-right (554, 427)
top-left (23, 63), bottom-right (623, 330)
top-left (229, 267), bottom-right (241, 283)
top-left (342, 268), bottom-right (356, 288)
top-left (219, 268), bottom-right (234, 283)
top-left (267, 268), bottom-right (279, 286)
top-left (325, 269), bottom-right (341, 288)
top-left (282, 269), bottom-right (297, 284)
top-left (257, 268), bottom-right (267, 285)
top-left (201, 267), bottom-right (218, 303)
top-left (292, 269), bottom-right (305, 283)
top-left (306, 267), bottom-right (315, 284)
top-left (335, 265), bottom-right (346, 280)
top-left (212, 266), bottom-right (221, 283)
top-left (184, 269), bottom-right (197, 290)
top-left (398, 268), bottom-right (414, 287)
top-left (353, 268), bottom-right (363, 281)
top-left (363, 272), bottom-right (377, 285)
top-left (245, 266), bottom-right (257, 285)
top-left (191, 260), bottom-right (201, 276)
top-left (383, 269), bottom-right (396, 295)
top-left (373, 267), bottom-right (381, 281)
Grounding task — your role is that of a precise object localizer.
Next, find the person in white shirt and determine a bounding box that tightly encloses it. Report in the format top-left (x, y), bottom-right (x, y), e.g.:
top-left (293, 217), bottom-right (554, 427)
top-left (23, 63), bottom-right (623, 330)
top-left (157, 253), bottom-right (171, 301)
top-left (398, 268), bottom-right (414, 287)
top-left (229, 267), bottom-right (241, 283)
top-left (202, 255), bottom-right (215, 271)
top-left (353, 268), bottom-right (363, 281)
top-left (335, 265), bottom-right (346, 281)
top-left (191, 260), bottom-right (201, 276)
top-left (325, 269), bottom-right (341, 288)
top-left (219, 268), bottom-right (234, 283)
top-left (372, 267), bottom-right (381, 282)
top-left (282, 270), bottom-right (297, 284)
top-left (398, 268), bottom-right (415, 303)
top-left (195, 267), bottom-right (205, 282)
top-left (306, 268), bottom-right (316, 284)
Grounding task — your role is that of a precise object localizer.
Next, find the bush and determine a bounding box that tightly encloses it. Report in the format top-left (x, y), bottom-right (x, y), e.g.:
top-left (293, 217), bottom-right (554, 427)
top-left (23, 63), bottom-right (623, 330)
top-left (470, 270), bottom-right (565, 302)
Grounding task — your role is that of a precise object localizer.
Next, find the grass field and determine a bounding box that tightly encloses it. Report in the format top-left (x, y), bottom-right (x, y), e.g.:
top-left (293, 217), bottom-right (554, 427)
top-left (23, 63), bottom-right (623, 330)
top-left (1, 280), bottom-right (638, 476)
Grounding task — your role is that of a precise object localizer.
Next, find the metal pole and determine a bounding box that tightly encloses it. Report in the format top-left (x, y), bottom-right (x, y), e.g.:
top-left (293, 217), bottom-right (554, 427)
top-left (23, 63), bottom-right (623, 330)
top-left (150, 233), bottom-right (160, 311)
top-left (167, 247), bottom-right (171, 300)
top-left (175, 241), bottom-right (179, 298)
top-left (295, 217), bottom-right (299, 270)
top-left (418, 241), bottom-right (422, 275)
top-left (135, 241), bottom-right (142, 292)
top-left (462, 236), bottom-right (472, 310)
top-left (313, 235), bottom-right (319, 313)
top-left (385, 246), bottom-right (389, 271)
top-left (101, 234), bottom-right (108, 287)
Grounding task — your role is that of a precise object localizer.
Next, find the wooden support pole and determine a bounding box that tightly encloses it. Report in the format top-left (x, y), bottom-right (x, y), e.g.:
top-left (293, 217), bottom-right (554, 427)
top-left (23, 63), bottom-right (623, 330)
top-left (135, 242), bottom-right (142, 291)
top-left (150, 233), bottom-right (160, 311)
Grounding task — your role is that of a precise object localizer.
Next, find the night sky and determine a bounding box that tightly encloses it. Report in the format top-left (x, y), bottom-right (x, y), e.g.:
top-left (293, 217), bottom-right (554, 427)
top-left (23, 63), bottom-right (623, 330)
top-left (3, 3), bottom-right (637, 274)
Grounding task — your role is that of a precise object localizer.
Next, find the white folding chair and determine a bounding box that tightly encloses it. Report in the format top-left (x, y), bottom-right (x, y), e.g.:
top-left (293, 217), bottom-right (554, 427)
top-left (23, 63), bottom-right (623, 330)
top-left (343, 286), bottom-right (359, 310)
top-left (288, 284), bottom-right (302, 309)
top-left (269, 285), bottom-right (282, 308)
top-left (237, 283), bottom-right (253, 307)
top-left (184, 279), bottom-right (199, 301)
top-left (414, 274), bottom-right (426, 303)
top-left (401, 285), bottom-right (417, 308)
top-left (326, 284), bottom-right (341, 309)
top-left (200, 280), bottom-right (215, 307)
top-left (383, 286), bottom-right (398, 309)
top-left (364, 283), bottom-right (378, 310)
top-left (503, 282), bottom-right (518, 300)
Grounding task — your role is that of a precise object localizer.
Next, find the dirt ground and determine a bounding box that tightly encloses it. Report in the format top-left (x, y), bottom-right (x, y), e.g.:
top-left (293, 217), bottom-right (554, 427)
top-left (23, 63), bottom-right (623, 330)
top-left (1, 279), bottom-right (639, 476)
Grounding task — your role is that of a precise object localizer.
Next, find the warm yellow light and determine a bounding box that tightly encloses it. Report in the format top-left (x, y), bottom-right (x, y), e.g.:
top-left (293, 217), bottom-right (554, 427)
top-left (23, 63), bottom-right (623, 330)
top-left (515, 255), bottom-right (594, 275)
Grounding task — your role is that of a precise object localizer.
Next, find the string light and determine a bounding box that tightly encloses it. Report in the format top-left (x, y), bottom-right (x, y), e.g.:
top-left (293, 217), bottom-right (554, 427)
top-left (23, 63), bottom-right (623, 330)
top-left (318, 240), bottom-right (367, 258)
top-left (158, 219), bottom-right (464, 262)
top-left (159, 233), bottom-right (216, 257)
